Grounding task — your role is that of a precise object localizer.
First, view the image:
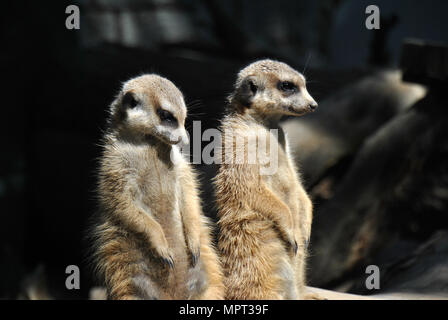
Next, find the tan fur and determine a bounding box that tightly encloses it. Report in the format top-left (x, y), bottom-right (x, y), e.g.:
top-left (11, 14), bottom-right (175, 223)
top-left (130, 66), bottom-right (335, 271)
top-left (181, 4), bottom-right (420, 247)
top-left (91, 74), bottom-right (224, 300)
top-left (215, 60), bottom-right (317, 300)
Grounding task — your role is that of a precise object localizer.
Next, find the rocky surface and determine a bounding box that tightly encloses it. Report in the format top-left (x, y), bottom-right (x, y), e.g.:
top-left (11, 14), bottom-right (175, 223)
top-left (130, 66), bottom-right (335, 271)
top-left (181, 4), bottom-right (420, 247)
top-left (306, 87), bottom-right (448, 292)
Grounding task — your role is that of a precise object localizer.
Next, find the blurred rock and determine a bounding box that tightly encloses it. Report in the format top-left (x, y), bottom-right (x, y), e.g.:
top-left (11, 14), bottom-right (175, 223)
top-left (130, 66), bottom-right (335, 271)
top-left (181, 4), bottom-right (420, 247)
top-left (400, 39), bottom-right (448, 87)
top-left (308, 89), bottom-right (448, 288)
top-left (17, 265), bottom-right (52, 300)
top-left (282, 70), bottom-right (426, 188)
top-left (347, 230), bottom-right (448, 297)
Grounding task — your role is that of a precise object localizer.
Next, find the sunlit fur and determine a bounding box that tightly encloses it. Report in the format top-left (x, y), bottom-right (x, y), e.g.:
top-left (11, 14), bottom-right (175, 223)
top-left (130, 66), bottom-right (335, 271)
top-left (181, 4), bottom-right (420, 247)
top-left (215, 60), bottom-right (316, 299)
top-left (91, 74), bottom-right (224, 299)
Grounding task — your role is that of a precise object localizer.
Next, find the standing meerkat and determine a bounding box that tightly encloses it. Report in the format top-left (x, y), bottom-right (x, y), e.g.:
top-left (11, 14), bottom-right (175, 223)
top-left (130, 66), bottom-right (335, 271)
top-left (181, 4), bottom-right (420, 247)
top-left (91, 74), bottom-right (224, 300)
top-left (215, 59), bottom-right (317, 300)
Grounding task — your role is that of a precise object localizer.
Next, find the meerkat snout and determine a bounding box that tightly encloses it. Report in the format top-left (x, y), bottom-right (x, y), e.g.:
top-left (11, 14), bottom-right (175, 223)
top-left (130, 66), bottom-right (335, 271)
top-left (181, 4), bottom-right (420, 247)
top-left (300, 86), bottom-right (318, 112)
top-left (154, 106), bottom-right (189, 145)
top-left (230, 59), bottom-right (318, 117)
top-left (111, 74), bottom-right (189, 145)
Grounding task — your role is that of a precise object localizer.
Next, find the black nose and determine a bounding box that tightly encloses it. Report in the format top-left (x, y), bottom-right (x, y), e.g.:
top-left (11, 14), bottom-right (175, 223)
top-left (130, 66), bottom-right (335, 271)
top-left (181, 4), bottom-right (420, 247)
top-left (309, 102), bottom-right (318, 110)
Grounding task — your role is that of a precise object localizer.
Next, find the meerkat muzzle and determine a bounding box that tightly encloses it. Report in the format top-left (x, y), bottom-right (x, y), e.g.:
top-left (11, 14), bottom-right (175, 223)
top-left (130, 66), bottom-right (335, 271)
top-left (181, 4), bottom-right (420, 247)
top-left (170, 127), bottom-right (189, 145)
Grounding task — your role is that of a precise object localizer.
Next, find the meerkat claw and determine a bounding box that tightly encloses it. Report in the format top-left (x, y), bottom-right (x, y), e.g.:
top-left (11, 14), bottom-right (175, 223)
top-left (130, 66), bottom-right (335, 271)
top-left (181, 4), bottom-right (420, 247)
top-left (161, 255), bottom-right (175, 269)
top-left (191, 249), bottom-right (200, 267)
top-left (293, 240), bottom-right (298, 255)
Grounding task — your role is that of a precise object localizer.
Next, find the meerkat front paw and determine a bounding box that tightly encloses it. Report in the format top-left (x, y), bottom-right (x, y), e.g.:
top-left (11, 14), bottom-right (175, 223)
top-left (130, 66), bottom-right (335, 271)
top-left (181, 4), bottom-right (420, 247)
top-left (185, 234), bottom-right (201, 267)
top-left (279, 211), bottom-right (299, 256)
top-left (190, 246), bottom-right (201, 267)
top-left (292, 239), bottom-right (298, 255)
top-left (156, 246), bottom-right (175, 269)
top-left (288, 238), bottom-right (298, 257)
top-left (280, 230), bottom-right (299, 257)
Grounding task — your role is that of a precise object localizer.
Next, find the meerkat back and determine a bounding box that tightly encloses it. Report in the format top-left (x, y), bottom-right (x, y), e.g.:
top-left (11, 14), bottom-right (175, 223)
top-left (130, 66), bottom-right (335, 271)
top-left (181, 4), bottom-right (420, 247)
top-left (215, 60), bottom-right (317, 299)
top-left (91, 74), bottom-right (224, 300)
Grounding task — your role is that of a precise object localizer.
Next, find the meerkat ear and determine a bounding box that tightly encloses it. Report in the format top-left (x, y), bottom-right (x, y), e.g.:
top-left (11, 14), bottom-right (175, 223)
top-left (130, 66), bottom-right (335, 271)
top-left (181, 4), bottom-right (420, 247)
top-left (234, 77), bottom-right (258, 108)
top-left (122, 91), bottom-right (139, 109)
top-left (112, 91), bottom-right (137, 122)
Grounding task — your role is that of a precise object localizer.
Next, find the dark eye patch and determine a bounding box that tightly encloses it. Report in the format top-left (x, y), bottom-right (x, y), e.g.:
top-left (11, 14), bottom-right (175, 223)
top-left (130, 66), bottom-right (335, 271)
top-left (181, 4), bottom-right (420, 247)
top-left (278, 81), bottom-right (298, 93)
top-left (157, 108), bottom-right (178, 127)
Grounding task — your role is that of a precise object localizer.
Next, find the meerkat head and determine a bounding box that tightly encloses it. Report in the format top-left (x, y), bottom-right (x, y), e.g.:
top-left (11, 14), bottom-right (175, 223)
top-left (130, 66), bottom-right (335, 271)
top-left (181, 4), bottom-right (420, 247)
top-left (110, 74), bottom-right (189, 145)
top-left (229, 59), bottom-right (317, 118)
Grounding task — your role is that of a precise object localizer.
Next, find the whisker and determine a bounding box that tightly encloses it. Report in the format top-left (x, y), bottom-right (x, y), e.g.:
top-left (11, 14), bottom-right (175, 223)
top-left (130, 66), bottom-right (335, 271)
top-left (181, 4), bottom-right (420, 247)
top-left (186, 99), bottom-right (204, 109)
top-left (305, 80), bottom-right (321, 84)
top-left (302, 53), bottom-right (311, 75)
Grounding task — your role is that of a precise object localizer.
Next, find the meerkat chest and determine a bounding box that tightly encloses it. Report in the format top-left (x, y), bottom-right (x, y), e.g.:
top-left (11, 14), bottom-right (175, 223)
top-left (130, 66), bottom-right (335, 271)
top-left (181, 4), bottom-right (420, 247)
top-left (138, 163), bottom-right (185, 252)
top-left (264, 138), bottom-right (299, 198)
top-left (127, 145), bottom-right (181, 220)
top-left (144, 165), bottom-right (181, 213)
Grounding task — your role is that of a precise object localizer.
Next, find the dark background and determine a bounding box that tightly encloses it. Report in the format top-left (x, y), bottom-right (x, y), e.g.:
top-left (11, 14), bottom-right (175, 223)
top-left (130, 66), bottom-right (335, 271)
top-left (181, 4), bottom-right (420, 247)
top-left (1, 0), bottom-right (448, 299)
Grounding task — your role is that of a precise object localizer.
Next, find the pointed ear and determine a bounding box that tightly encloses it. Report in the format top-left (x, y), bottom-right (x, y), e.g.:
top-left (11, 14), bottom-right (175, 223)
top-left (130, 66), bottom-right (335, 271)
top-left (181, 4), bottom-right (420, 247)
top-left (121, 91), bottom-right (138, 109)
top-left (112, 91), bottom-right (136, 123)
top-left (233, 77), bottom-right (258, 108)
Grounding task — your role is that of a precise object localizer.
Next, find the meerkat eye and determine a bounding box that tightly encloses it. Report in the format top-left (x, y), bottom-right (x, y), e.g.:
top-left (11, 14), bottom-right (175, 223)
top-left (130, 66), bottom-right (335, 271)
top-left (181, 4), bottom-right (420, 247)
top-left (278, 81), bottom-right (297, 93)
top-left (157, 108), bottom-right (178, 126)
top-left (122, 92), bottom-right (139, 109)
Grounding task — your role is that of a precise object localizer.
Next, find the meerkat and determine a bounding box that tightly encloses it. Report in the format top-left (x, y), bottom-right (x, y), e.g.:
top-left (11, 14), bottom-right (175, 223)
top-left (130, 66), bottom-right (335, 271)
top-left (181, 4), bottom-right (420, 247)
top-left (91, 74), bottom-right (224, 300)
top-left (214, 59), bottom-right (317, 300)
